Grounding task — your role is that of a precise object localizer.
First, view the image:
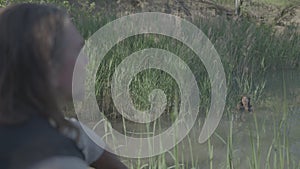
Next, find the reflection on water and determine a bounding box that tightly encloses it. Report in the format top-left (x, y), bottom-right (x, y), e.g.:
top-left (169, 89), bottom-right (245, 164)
top-left (111, 70), bottom-right (300, 168)
top-left (264, 69), bottom-right (300, 163)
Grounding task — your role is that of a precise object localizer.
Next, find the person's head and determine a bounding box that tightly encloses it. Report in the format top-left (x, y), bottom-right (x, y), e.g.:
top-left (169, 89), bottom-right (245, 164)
top-left (241, 96), bottom-right (250, 108)
top-left (0, 3), bottom-right (85, 127)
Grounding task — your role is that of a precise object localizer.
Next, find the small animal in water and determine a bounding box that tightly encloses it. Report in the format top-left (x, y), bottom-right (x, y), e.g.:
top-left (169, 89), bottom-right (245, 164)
top-left (237, 96), bottom-right (253, 113)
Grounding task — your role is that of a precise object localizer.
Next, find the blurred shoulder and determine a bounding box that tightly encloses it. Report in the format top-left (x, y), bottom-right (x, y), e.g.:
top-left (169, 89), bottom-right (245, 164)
top-left (30, 156), bottom-right (89, 169)
top-left (64, 118), bottom-right (106, 164)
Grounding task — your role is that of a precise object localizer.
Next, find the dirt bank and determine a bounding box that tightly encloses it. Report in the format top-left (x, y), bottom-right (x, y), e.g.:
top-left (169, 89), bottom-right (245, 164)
top-left (69, 0), bottom-right (299, 32)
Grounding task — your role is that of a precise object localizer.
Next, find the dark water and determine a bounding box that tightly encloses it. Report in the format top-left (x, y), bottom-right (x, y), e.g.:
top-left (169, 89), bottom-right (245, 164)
top-left (106, 70), bottom-right (300, 168)
top-left (264, 70), bottom-right (300, 164)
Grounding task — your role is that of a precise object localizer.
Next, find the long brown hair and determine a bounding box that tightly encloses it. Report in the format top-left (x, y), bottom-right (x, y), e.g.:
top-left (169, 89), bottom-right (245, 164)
top-left (0, 3), bottom-right (75, 132)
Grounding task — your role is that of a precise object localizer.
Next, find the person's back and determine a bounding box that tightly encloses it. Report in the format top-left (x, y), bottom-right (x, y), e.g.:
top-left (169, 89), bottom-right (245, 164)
top-left (0, 113), bottom-right (84, 169)
top-left (0, 3), bottom-right (127, 169)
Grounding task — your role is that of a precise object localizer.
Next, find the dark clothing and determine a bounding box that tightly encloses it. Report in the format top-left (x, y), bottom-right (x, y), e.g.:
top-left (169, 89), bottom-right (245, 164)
top-left (237, 103), bottom-right (253, 112)
top-left (0, 115), bottom-right (84, 169)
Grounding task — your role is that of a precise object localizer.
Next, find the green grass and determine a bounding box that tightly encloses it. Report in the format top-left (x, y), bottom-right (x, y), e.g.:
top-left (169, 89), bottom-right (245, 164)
top-left (91, 15), bottom-right (299, 119)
